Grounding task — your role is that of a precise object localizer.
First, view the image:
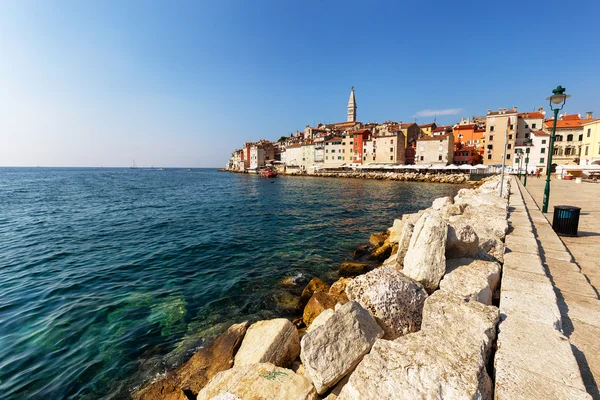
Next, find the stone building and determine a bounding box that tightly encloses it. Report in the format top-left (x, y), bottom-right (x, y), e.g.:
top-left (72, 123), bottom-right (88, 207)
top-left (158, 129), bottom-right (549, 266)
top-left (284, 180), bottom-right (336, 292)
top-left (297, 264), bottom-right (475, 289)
top-left (513, 130), bottom-right (551, 174)
top-left (415, 134), bottom-right (454, 165)
top-left (363, 131), bottom-right (406, 164)
top-left (581, 116), bottom-right (600, 165)
top-left (544, 113), bottom-right (588, 168)
top-left (347, 86), bottom-right (357, 123)
top-left (483, 107), bottom-right (518, 166)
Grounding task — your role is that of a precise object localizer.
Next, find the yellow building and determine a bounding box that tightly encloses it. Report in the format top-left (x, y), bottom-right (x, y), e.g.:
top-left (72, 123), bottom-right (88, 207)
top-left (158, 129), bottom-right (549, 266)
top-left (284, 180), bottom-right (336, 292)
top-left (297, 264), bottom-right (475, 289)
top-left (581, 118), bottom-right (600, 165)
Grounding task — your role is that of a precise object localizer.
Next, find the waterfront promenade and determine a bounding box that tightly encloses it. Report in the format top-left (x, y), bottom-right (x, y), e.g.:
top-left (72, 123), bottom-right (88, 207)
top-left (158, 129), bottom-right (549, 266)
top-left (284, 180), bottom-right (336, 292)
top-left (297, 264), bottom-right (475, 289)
top-left (520, 176), bottom-right (600, 398)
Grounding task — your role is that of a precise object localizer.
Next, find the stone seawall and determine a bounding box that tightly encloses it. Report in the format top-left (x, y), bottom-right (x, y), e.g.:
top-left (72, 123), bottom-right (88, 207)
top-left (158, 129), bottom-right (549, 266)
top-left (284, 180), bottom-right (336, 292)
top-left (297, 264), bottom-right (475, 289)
top-left (133, 175), bottom-right (588, 399)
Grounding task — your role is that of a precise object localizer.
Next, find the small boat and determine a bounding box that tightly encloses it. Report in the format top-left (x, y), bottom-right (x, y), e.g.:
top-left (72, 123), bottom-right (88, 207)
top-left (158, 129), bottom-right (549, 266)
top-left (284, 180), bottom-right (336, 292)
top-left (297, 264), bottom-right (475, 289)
top-left (260, 167), bottom-right (278, 178)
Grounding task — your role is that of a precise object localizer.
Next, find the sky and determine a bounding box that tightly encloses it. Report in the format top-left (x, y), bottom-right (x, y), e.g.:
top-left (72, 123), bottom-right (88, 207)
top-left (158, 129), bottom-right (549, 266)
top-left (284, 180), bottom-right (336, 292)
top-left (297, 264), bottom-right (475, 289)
top-left (1, 0), bottom-right (599, 168)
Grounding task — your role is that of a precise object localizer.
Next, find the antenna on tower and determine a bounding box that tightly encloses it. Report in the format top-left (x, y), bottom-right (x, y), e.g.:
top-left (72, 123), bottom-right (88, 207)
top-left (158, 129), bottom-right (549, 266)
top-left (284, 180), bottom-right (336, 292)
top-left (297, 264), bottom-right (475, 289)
top-left (434, 113), bottom-right (437, 123)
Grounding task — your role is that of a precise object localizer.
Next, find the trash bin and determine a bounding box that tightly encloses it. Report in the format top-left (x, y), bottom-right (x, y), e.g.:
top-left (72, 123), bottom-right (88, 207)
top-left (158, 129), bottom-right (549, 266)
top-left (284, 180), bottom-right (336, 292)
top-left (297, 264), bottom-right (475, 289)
top-left (552, 205), bottom-right (581, 237)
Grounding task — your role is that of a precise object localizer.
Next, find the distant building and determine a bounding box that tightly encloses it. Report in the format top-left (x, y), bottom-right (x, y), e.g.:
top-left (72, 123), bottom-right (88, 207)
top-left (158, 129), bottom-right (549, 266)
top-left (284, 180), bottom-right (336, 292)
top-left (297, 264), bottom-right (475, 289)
top-left (516, 109), bottom-right (545, 146)
top-left (419, 122), bottom-right (437, 136)
top-left (581, 115), bottom-right (600, 165)
top-left (363, 131), bottom-right (406, 164)
top-left (544, 113), bottom-right (588, 168)
top-left (301, 142), bottom-right (316, 171)
top-left (349, 129), bottom-right (372, 164)
top-left (323, 136), bottom-right (346, 168)
top-left (283, 143), bottom-right (303, 168)
top-left (454, 143), bottom-right (482, 165)
top-left (513, 130), bottom-right (551, 174)
top-left (347, 86), bottom-right (357, 123)
top-left (416, 134), bottom-right (454, 165)
top-left (483, 107), bottom-right (519, 166)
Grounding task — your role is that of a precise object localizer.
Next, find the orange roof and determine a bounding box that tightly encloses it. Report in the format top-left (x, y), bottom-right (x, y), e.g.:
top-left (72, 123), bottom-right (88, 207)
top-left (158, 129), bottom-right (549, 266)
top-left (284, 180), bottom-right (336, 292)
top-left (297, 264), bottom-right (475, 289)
top-left (353, 129), bottom-right (372, 134)
top-left (518, 112), bottom-right (545, 119)
top-left (543, 114), bottom-right (585, 129)
top-left (325, 137), bottom-right (343, 142)
top-left (286, 144), bottom-right (302, 149)
top-left (454, 124), bottom-right (477, 130)
top-left (400, 122), bottom-right (417, 129)
top-left (419, 134), bottom-right (451, 141)
top-left (419, 123), bottom-right (436, 128)
top-left (582, 118), bottom-right (600, 125)
top-left (531, 130), bottom-right (550, 137)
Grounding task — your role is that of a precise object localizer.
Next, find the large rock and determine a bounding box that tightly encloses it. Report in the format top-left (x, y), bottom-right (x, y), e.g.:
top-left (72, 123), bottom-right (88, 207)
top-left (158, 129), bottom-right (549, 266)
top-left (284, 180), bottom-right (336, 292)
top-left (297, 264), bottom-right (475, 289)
top-left (432, 196), bottom-right (453, 210)
top-left (328, 277), bottom-right (352, 296)
top-left (402, 211), bottom-right (448, 292)
top-left (369, 240), bottom-right (393, 261)
top-left (303, 291), bottom-right (347, 327)
top-left (338, 262), bottom-right (372, 277)
top-left (369, 232), bottom-right (388, 247)
top-left (134, 322), bottom-right (249, 399)
top-left (446, 221), bottom-right (479, 259)
top-left (305, 308), bottom-right (334, 334)
top-left (298, 278), bottom-right (330, 310)
top-left (387, 219), bottom-right (404, 244)
top-left (300, 301), bottom-right (383, 394)
top-left (338, 291), bottom-right (499, 400)
top-left (440, 258), bottom-right (501, 305)
top-left (234, 318), bottom-right (300, 368)
top-left (345, 267), bottom-right (428, 339)
top-left (196, 363), bottom-right (318, 400)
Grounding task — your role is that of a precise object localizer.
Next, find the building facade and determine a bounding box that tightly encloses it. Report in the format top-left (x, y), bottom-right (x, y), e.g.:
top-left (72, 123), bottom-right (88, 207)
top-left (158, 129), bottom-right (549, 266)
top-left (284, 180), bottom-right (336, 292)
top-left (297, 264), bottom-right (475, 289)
top-left (513, 130), bottom-right (551, 174)
top-left (581, 117), bottom-right (600, 165)
top-left (347, 87), bottom-right (357, 123)
top-left (483, 107), bottom-right (518, 166)
top-left (544, 113), bottom-right (587, 167)
top-left (415, 134), bottom-right (454, 165)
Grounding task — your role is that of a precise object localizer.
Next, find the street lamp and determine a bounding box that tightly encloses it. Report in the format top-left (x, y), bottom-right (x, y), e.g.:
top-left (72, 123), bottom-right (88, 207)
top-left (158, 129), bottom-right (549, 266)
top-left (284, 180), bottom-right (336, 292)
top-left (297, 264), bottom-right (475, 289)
top-left (515, 149), bottom-right (523, 180)
top-left (542, 86), bottom-right (570, 213)
top-left (523, 138), bottom-right (532, 187)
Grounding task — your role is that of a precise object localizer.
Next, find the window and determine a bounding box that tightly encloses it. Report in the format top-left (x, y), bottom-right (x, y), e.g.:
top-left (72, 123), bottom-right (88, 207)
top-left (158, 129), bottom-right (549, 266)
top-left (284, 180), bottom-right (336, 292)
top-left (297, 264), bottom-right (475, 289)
top-left (438, 155), bottom-right (443, 161)
top-left (508, 144), bottom-right (512, 149)
top-left (509, 135), bottom-right (513, 140)
top-left (567, 134), bottom-right (573, 142)
top-left (541, 148), bottom-right (545, 153)
top-left (342, 142), bottom-right (346, 145)
top-left (350, 149), bottom-right (353, 153)
top-left (565, 148), bottom-right (572, 156)
top-left (525, 133), bottom-right (530, 138)
top-left (326, 149), bottom-right (329, 153)
top-left (420, 156), bottom-right (424, 161)
top-left (579, 135), bottom-right (583, 141)
top-left (489, 135), bottom-right (494, 141)
top-left (507, 154), bottom-right (511, 160)
top-left (338, 156), bottom-right (342, 160)
top-left (556, 135), bottom-right (563, 142)
top-left (524, 124), bottom-right (529, 129)
top-left (390, 156), bottom-right (393, 161)
top-left (490, 126), bottom-right (495, 132)
top-left (302, 157), bottom-right (305, 161)
top-left (588, 128), bottom-right (592, 137)
top-left (350, 141), bottom-right (353, 145)
top-left (390, 139), bottom-right (393, 144)
top-left (585, 146), bottom-right (589, 155)
top-left (488, 154), bottom-right (492, 160)
top-left (540, 157), bottom-right (545, 163)
top-left (532, 123), bottom-right (537, 129)
top-left (542, 139), bottom-right (546, 144)
top-left (331, 149), bottom-right (335, 153)
top-left (326, 156), bottom-right (329, 160)
top-left (510, 125), bottom-right (514, 130)
top-left (390, 147), bottom-right (393, 152)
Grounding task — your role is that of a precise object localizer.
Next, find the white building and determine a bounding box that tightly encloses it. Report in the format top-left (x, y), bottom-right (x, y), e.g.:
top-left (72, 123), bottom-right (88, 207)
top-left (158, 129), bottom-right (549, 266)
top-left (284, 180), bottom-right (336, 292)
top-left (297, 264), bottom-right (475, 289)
top-left (513, 130), bottom-right (551, 174)
top-left (324, 136), bottom-right (346, 168)
top-left (283, 144), bottom-right (303, 168)
top-left (301, 143), bottom-right (316, 172)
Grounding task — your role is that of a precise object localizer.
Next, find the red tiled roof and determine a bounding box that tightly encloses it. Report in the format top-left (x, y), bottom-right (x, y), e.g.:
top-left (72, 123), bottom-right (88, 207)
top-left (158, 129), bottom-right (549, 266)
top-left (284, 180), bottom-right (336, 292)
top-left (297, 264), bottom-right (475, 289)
top-left (454, 124), bottom-right (477, 130)
top-left (419, 123), bottom-right (436, 128)
top-left (518, 112), bottom-right (545, 119)
top-left (582, 118), bottom-right (600, 125)
top-left (418, 134), bottom-right (451, 141)
top-left (531, 130), bottom-right (550, 137)
top-left (400, 122), bottom-right (417, 129)
top-left (543, 115), bottom-right (585, 129)
top-left (325, 137), bottom-right (343, 142)
top-left (286, 144), bottom-right (302, 148)
top-left (562, 114), bottom-right (581, 120)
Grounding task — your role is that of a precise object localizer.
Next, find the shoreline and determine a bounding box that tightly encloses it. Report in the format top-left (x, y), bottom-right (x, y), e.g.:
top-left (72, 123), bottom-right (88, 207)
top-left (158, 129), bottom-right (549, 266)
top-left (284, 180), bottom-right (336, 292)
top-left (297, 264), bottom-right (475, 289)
top-left (220, 168), bottom-right (476, 185)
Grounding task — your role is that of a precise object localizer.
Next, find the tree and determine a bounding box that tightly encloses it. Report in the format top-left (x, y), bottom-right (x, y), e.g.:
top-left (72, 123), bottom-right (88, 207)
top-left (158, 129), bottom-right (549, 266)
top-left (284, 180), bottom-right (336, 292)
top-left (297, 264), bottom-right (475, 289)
top-left (277, 136), bottom-right (288, 143)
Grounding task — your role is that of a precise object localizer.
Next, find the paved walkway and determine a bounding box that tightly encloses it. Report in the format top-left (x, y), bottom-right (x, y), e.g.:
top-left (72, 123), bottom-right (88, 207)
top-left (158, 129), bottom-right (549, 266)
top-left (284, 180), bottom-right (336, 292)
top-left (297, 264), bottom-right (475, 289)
top-left (517, 176), bottom-right (600, 399)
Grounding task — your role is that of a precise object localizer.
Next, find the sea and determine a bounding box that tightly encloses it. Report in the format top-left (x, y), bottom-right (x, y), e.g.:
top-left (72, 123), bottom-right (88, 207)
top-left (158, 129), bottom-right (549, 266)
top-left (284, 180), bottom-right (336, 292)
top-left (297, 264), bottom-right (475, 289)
top-left (0, 168), bottom-right (468, 399)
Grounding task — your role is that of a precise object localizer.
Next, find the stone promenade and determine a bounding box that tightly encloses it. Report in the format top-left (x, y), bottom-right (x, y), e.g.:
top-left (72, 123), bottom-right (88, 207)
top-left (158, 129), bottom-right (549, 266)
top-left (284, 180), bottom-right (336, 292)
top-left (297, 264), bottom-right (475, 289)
top-left (520, 176), bottom-right (600, 399)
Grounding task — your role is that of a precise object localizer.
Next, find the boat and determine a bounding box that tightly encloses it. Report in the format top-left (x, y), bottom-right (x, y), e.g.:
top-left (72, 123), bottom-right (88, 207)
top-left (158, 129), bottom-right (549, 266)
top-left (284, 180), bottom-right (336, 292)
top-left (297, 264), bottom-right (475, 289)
top-left (260, 167), bottom-right (278, 178)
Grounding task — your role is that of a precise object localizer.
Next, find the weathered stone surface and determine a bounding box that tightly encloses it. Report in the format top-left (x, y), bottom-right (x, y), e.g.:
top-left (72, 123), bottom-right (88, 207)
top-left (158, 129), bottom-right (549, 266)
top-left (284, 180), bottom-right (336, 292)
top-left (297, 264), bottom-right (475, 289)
top-left (440, 258), bottom-right (501, 305)
top-left (369, 232), bottom-right (388, 247)
top-left (197, 363), bottom-right (318, 400)
top-left (369, 240), bottom-right (393, 261)
top-left (134, 322), bottom-right (249, 399)
top-left (403, 211), bottom-right (448, 292)
top-left (305, 308), bottom-right (334, 334)
top-left (339, 291), bottom-right (499, 400)
top-left (387, 219), bottom-right (404, 244)
top-left (298, 277), bottom-right (330, 310)
top-left (432, 195), bottom-right (453, 210)
top-left (328, 277), bottom-right (352, 296)
top-left (345, 267), bottom-right (428, 339)
top-left (338, 262), bottom-right (372, 277)
top-left (446, 222), bottom-right (480, 259)
top-left (300, 301), bottom-right (383, 394)
top-left (234, 318), bottom-right (300, 368)
top-left (303, 291), bottom-right (347, 327)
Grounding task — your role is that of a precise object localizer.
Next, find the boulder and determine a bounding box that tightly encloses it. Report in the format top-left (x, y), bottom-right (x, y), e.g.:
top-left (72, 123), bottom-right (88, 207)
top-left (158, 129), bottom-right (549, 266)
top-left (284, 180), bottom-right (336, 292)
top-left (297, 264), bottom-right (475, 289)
top-left (369, 240), bottom-right (393, 261)
top-left (234, 318), bottom-right (300, 368)
top-left (338, 262), bottom-right (372, 277)
top-left (300, 301), bottom-right (383, 394)
top-left (392, 217), bottom-right (417, 268)
top-left (440, 258), bottom-right (501, 305)
top-left (345, 267), bottom-right (428, 339)
top-left (328, 277), bottom-right (352, 296)
top-left (305, 308), bottom-right (334, 334)
top-left (402, 211), bottom-right (448, 292)
top-left (303, 291), bottom-right (347, 327)
top-left (338, 292), bottom-right (499, 400)
top-left (446, 222), bottom-right (479, 259)
top-left (369, 232), bottom-right (388, 247)
top-left (298, 278), bottom-right (330, 310)
top-left (196, 363), bottom-right (318, 400)
top-left (134, 322), bottom-right (249, 399)
top-left (387, 219), bottom-right (404, 244)
top-left (432, 196), bottom-right (453, 210)
top-left (352, 245), bottom-right (370, 259)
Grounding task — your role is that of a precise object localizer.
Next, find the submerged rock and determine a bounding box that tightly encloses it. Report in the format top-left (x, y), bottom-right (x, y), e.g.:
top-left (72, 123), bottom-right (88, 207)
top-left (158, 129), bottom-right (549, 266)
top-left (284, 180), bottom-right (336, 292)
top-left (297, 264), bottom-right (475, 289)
top-left (234, 318), bottom-right (300, 368)
top-left (368, 232), bottom-right (388, 247)
top-left (298, 278), bottom-right (330, 310)
top-left (345, 267), bottom-right (427, 339)
top-left (338, 262), bottom-right (372, 277)
top-left (300, 301), bottom-right (383, 394)
top-left (328, 277), bottom-right (352, 296)
top-left (303, 292), bottom-right (347, 327)
top-left (196, 363), bottom-right (318, 400)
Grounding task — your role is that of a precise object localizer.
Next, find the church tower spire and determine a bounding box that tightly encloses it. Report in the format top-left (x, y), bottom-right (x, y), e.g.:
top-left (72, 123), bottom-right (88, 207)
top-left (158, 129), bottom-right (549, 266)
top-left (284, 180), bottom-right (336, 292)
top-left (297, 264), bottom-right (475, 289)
top-left (347, 86), bottom-right (357, 122)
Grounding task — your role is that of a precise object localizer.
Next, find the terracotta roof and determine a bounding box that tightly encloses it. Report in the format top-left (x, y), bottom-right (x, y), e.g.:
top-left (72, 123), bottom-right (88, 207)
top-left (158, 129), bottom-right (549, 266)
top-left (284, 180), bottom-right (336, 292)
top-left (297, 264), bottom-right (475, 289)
top-left (531, 130), bottom-right (550, 137)
top-left (543, 115), bottom-right (585, 129)
top-left (518, 112), bottom-right (545, 119)
top-left (432, 126), bottom-right (450, 132)
top-left (400, 122), bottom-right (417, 129)
top-left (562, 114), bottom-right (581, 120)
top-left (454, 124), bottom-right (477, 130)
top-left (418, 134), bottom-right (451, 141)
top-left (286, 144), bottom-right (302, 149)
top-left (352, 129), bottom-right (372, 134)
top-left (325, 137), bottom-right (343, 142)
top-left (419, 123), bottom-right (436, 128)
top-left (582, 118), bottom-right (600, 125)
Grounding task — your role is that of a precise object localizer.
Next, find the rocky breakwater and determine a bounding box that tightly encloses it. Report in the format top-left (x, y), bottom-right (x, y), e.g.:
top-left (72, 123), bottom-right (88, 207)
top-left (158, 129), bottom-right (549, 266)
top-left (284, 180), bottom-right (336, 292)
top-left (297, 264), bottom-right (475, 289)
top-left (133, 175), bottom-right (510, 400)
top-left (289, 170), bottom-right (470, 184)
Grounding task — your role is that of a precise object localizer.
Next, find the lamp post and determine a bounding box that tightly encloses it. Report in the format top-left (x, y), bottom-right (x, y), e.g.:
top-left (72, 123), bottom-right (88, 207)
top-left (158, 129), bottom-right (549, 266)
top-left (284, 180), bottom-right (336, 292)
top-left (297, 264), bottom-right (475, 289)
top-left (523, 138), bottom-right (532, 187)
top-left (516, 149), bottom-right (523, 180)
top-left (542, 86), bottom-right (570, 213)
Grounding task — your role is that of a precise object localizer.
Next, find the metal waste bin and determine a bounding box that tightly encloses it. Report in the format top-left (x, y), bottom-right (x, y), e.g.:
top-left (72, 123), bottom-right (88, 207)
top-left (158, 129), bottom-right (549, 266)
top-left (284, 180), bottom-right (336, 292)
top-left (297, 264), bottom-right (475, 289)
top-left (552, 205), bottom-right (581, 237)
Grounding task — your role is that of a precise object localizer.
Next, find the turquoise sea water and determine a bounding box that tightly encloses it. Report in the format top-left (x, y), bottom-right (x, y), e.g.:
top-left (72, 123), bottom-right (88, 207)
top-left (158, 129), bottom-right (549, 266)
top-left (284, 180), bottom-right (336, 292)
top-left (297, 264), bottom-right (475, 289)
top-left (0, 168), bottom-right (468, 399)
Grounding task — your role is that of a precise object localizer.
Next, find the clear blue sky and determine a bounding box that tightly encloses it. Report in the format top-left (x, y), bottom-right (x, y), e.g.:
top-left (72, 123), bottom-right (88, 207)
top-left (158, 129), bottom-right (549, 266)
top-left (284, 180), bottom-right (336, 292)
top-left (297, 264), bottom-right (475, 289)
top-left (1, 0), bottom-right (598, 167)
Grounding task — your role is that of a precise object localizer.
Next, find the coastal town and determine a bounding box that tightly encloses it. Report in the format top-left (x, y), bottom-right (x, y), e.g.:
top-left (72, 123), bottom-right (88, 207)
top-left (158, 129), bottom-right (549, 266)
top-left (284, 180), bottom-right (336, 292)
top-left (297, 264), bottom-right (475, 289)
top-left (225, 87), bottom-right (600, 177)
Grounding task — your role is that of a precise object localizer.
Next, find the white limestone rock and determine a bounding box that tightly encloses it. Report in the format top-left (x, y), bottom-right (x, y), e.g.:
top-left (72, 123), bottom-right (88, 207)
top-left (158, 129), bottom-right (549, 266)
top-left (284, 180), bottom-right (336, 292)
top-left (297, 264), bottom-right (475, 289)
top-left (234, 318), bottom-right (300, 368)
top-left (403, 210), bottom-right (448, 292)
top-left (387, 218), bottom-right (404, 244)
top-left (339, 291), bottom-right (499, 400)
top-left (300, 301), bottom-right (383, 394)
top-left (440, 258), bottom-right (501, 305)
top-left (305, 308), bottom-right (334, 334)
top-left (197, 363), bottom-right (317, 400)
top-left (446, 221), bottom-right (480, 259)
top-left (432, 195), bottom-right (453, 210)
top-left (345, 267), bottom-right (428, 339)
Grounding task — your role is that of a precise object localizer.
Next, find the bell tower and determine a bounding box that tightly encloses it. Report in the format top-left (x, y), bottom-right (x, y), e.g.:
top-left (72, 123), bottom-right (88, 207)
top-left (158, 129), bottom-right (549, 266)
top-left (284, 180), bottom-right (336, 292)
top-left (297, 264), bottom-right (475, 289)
top-left (347, 86), bottom-right (357, 122)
